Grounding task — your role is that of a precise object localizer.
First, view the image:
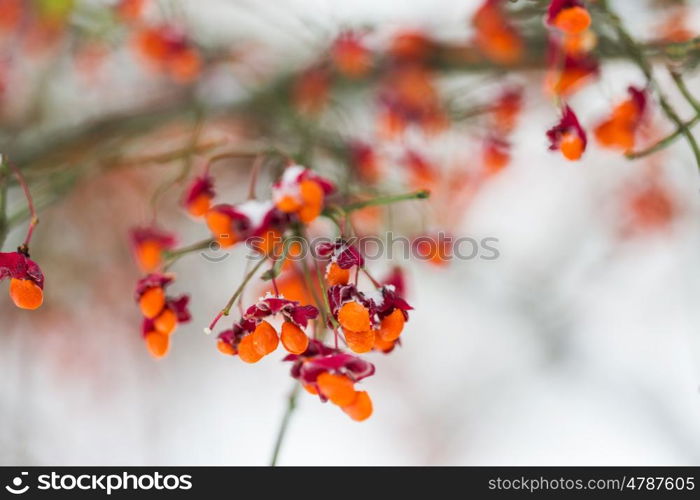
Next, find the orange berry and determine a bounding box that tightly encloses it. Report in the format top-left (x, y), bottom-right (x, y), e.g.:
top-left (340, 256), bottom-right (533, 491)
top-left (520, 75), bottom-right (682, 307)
top-left (9, 278), bottom-right (43, 310)
top-left (341, 391), bottom-right (373, 421)
top-left (562, 30), bottom-right (596, 55)
top-left (154, 308), bottom-right (177, 335)
top-left (205, 210), bottom-right (236, 248)
top-left (326, 262), bottom-right (350, 286)
top-left (136, 240), bottom-right (162, 272)
top-left (276, 194), bottom-right (302, 213)
top-left (298, 203), bottom-right (322, 224)
top-left (187, 193), bottom-right (211, 217)
top-left (338, 301), bottom-right (371, 332)
top-left (238, 334), bottom-right (263, 363)
top-left (298, 179), bottom-right (324, 223)
top-left (252, 320), bottom-right (279, 356)
top-left (139, 286), bottom-right (165, 319)
top-left (280, 322), bottom-right (309, 354)
top-left (317, 372), bottom-right (357, 406)
top-left (594, 118), bottom-right (635, 151)
top-left (217, 340), bottom-right (236, 356)
top-left (378, 309), bottom-right (405, 342)
top-left (613, 100), bottom-right (639, 123)
top-left (169, 48), bottom-right (200, 83)
top-left (559, 132), bottom-right (584, 161)
top-left (553, 6), bottom-right (591, 35)
top-left (484, 144), bottom-right (510, 174)
top-left (145, 331), bottom-right (169, 358)
top-left (373, 336), bottom-right (396, 353)
top-left (300, 179), bottom-right (324, 207)
top-left (344, 329), bottom-right (376, 354)
top-left (304, 384), bottom-right (318, 395)
top-left (545, 66), bottom-right (593, 97)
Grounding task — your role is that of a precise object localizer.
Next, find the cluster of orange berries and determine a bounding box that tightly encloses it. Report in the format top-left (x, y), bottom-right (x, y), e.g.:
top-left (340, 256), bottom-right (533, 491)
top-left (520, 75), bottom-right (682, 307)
top-left (473, 0), bottom-right (524, 65)
top-left (216, 295), bottom-right (318, 363)
top-left (134, 24), bottom-right (201, 83)
top-left (200, 165), bottom-right (334, 251)
top-left (319, 240), bottom-right (411, 354)
top-left (547, 86), bottom-right (647, 161)
top-left (544, 0), bottom-right (599, 97)
top-left (165, 162), bottom-right (412, 422)
top-left (116, 0), bottom-right (202, 84)
top-left (130, 163), bottom-right (336, 358)
top-left (292, 28), bottom-right (448, 137)
top-left (329, 282), bottom-right (410, 355)
top-left (0, 250), bottom-right (44, 310)
top-left (135, 273), bottom-right (191, 358)
top-left (285, 340), bottom-right (376, 421)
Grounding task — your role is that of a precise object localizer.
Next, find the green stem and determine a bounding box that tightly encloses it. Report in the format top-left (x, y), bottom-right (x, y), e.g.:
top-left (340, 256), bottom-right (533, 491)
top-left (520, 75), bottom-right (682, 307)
top-left (223, 256), bottom-right (267, 316)
top-left (669, 68), bottom-right (700, 114)
top-left (299, 252), bottom-right (333, 329)
top-left (269, 384), bottom-right (300, 466)
top-left (626, 116), bottom-right (700, 159)
top-left (163, 239), bottom-right (213, 269)
top-left (261, 238), bottom-right (293, 281)
top-left (334, 190), bottom-right (430, 215)
top-left (597, 0), bottom-right (700, 169)
top-left (208, 255), bottom-right (268, 332)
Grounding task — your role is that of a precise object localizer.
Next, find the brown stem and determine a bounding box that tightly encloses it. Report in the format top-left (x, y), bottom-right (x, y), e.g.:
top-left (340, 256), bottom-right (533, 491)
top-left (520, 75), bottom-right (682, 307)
top-left (6, 162), bottom-right (38, 250)
top-left (247, 155), bottom-right (264, 200)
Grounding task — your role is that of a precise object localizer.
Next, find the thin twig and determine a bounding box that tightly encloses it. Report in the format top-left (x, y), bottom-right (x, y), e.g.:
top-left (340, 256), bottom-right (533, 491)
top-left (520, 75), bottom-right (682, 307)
top-left (597, 0), bottom-right (700, 169)
top-left (247, 155), bottom-right (264, 200)
top-left (333, 190), bottom-right (430, 215)
top-left (207, 256), bottom-right (268, 332)
top-left (269, 384), bottom-right (300, 466)
top-left (7, 162), bottom-right (38, 250)
top-left (163, 239), bottom-right (214, 270)
top-left (626, 115), bottom-right (700, 159)
top-left (669, 68), bottom-right (700, 114)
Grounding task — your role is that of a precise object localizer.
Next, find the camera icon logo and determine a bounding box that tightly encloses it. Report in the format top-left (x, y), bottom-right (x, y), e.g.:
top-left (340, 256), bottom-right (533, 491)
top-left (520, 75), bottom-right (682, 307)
top-left (5, 472), bottom-right (29, 495)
